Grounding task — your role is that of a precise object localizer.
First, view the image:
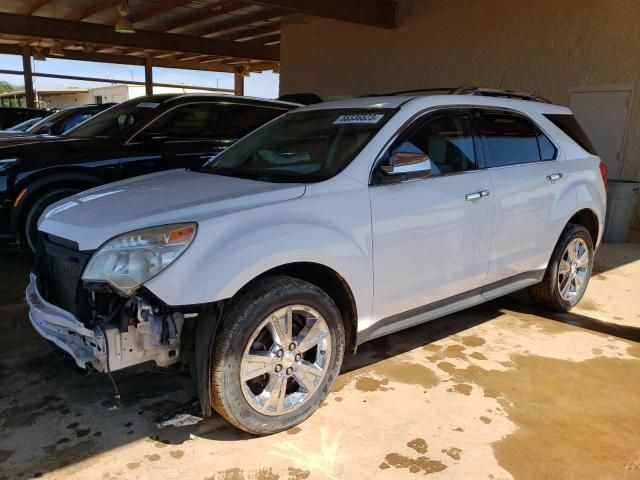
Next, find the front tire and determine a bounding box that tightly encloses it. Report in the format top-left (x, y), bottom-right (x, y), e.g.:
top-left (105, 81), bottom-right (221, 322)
top-left (211, 275), bottom-right (345, 435)
top-left (23, 188), bottom-right (81, 253)
top-left (529, 224), bottom-right (594, 312)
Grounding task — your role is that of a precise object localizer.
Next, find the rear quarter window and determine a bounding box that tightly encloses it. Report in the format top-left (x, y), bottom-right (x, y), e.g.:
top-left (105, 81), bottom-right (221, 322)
top-left (545, 114), bottom-right (597, 155)
top-left (476, 112), bottom-right (541, 167)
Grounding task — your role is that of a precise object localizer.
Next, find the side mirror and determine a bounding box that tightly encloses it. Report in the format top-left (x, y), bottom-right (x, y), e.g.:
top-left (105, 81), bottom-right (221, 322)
top-left (379, 152), bottom-right (432, 182)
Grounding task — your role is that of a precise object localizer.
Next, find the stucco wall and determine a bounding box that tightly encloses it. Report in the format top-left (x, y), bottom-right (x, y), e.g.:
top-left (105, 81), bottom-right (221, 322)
top-left (279, 0), bottom-right (640, 228)
top-left (39, 92), bottom-right (90, 109)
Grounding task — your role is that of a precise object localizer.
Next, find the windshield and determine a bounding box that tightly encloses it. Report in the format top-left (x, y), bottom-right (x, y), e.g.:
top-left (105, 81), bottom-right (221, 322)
top-left (199, 108), bottom-right (394, 183)
top-left (7, 117), bottom-right (42, 131)
top-left (27, 108), bottom-right (82, 134)
top-left (63, 98), bottom-right (167, 139)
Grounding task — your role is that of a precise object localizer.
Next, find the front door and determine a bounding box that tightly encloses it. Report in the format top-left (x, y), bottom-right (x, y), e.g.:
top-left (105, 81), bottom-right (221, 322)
top-left (370, 109), bottom-right (494, 322)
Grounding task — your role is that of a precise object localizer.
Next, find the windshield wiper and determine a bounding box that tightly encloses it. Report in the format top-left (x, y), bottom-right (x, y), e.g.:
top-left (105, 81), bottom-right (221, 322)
top-left (254, 171), bottom-right (325, 183)
top-left (202, 167), bottom-right (324, 183)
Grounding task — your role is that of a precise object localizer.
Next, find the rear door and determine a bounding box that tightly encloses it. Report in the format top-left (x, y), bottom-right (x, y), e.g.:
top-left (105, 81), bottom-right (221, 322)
top-left (474, 109), bottom-right (564, 284)
top-left (370, 109), bottom-right (494, 322)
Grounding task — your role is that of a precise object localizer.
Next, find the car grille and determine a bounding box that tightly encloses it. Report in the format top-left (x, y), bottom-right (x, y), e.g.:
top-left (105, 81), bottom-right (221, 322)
top-left (33, 233), bottom-right (91, 318)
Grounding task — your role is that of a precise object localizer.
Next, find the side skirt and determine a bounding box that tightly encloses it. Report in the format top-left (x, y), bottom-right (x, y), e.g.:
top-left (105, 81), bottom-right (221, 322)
top-left (357, 270), bottom-right (545, 345)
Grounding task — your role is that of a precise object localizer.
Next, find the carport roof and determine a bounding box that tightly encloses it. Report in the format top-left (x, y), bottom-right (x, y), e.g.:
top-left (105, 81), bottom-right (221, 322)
top-left (0, 0), bottom-right (397, 74)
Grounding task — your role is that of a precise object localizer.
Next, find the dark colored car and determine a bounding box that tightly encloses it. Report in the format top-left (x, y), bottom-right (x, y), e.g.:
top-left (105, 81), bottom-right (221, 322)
top-left (0, 93), bottom-right (298, 251)
top-left (0, 116), bottom-right (44, 132)
top-left (278, 92), bottom-right (324, 105)
top-left (21, 104), bottom-right (117, 136)
top-left (0, 107), bottom-right (51, 130)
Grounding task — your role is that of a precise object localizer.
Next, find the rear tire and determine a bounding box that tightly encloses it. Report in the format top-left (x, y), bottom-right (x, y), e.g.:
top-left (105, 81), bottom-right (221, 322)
top-left (529, 224), bottom-right (594, 312)
top-left (210, 275), bottom-right (345, 435)
top-left (23, 188), bottom-right (80, 253)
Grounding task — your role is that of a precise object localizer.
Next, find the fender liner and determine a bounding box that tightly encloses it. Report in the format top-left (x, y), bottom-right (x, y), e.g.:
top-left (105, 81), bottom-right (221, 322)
top-left (193, 304), bottom-right (223, 417)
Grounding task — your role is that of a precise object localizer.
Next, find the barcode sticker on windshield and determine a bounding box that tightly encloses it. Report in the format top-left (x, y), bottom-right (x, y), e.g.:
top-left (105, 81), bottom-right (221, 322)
top-left (333, 113), bottom-right (384, 125)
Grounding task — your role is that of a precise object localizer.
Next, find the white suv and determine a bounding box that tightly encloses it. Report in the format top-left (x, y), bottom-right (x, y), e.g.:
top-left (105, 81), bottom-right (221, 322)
top-left (28, 90), bottom-right (607, 434)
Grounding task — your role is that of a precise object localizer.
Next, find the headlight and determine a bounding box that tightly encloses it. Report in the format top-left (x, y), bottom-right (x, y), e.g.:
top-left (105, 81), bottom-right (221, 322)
top-left (82, 223), bottom-right (197, 294)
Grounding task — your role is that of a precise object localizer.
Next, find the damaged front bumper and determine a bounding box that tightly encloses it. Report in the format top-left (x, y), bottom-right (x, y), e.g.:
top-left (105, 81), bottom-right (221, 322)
top-left (27, 273), bottom-right (186, 373)
top-left (26, 273), bottom-right (105, 370)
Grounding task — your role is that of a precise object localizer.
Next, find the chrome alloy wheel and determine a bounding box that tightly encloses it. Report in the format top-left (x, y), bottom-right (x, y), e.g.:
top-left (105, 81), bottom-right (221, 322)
top-left (558, 238), bottom-right (590, 301)
top-left (240, 305), bottom-right (332, 416)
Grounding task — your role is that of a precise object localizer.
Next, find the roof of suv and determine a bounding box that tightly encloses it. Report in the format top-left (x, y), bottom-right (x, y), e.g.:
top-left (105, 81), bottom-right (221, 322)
top-left (296, 90), bottom-right (571, 115)
top-left (147, 93), bottom-right (301, 109)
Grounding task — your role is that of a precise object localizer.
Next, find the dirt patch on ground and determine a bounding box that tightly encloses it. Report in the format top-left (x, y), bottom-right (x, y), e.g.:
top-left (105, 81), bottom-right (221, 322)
top-left (439, 351), bottom-right (640, 480)
top-left (334, 357), bottom-right (439, 392)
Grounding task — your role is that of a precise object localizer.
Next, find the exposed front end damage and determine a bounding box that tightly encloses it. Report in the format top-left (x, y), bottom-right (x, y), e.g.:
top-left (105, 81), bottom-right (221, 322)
top-left (28, 231), bottom-right (222, 416)
top-left (27, 273), bottom-right (100, 369)
top-left (27, 273), bottom-right (189, 373)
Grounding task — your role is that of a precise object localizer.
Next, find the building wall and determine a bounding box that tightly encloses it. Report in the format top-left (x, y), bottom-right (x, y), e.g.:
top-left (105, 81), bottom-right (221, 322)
top-left (89, 85), bottom-right (131, 104)
top-left (280, 0), bottom-right (640, 227)
top-left (37, 92), bottom-right (90, 109)
top-left (89, 84), bottom-right (228, 104)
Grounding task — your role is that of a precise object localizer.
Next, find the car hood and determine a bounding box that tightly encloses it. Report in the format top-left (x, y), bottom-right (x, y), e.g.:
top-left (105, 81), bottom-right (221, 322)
top-left (0, 131), bottom-right (31, 137)
top-left (0, 134), bottom-right (64, 146)
top-left (38, 169), bottom-right (306, 250)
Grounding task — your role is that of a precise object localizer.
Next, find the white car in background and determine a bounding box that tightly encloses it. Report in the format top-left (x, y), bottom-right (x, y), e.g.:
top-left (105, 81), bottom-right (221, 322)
top-left (28, 88), bottom-right (606, 434)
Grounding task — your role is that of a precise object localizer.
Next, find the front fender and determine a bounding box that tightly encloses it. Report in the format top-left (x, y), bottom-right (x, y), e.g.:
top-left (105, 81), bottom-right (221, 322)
top-left (144, 187), bottom-right (374, 324)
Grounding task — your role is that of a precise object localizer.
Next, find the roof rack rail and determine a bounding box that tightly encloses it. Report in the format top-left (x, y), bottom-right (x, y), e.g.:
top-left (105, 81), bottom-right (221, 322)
top-left (361, 86), bottom-right (551, 103)
top-left (360, 87), bottom-right (458, 97)
top-left (454, 87), bottom-right (552, 104)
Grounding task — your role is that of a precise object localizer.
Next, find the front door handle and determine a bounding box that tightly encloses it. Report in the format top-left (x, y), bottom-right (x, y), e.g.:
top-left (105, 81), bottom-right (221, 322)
top-left (547, 173), bottom-right (563, 182)
top-left (465, 190), bottom-right (490, 201)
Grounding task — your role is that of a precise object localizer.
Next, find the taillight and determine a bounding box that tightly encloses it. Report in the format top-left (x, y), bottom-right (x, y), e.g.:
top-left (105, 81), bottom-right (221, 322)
top-left (599, 160), bottom-right (608, 191)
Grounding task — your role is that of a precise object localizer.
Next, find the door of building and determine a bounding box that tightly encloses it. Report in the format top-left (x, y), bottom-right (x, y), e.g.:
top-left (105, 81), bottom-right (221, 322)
top-left (569, 87), bottom-right (633, 179)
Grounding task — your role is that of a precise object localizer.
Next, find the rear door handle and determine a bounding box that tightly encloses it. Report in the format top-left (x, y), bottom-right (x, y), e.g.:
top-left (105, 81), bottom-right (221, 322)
top-left (465, 190), bottom-right (490, 201)
top-left (547, 173), bottom-right (563, 182)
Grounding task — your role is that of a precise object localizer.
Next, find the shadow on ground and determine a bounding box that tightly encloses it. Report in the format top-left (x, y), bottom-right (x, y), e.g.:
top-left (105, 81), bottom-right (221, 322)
top-left (592, 229), bottom-right (640, 274)
top-left (1, 239), bottom-right (639, 478)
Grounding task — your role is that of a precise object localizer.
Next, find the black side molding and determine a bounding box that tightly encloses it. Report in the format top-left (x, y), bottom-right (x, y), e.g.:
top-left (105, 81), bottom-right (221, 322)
top-left (357, 269), bottom-right (545, 345)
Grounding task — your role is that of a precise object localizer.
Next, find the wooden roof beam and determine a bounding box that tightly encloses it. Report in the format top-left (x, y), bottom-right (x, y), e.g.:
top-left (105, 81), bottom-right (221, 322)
top-left (244, 0), bottom-right (397, 28)
top-left (0, 43), bottom-right (239, 73)
top-left (0, 13), bottom-right (279, 61)
top-left (65, 0), bottom-right (120, 21)
top-left (161, 1), bottom-right (249, 33)
top-left (194, 9), bottom-right (282, 38)
top-left (221, 24), bottom-right (281, 42)
top-left (22, 0), bottom-right (49, 16)
top-left (129, 0), bottom-right (193, 24)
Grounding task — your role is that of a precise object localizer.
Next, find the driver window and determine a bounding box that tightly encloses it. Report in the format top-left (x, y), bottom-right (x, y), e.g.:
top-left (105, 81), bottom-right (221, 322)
top-left (135, 103), bottom-right (285, 142)
top-left (392, 113), bottom-right (477, 177)
top-left (141, 103), bottom-right (216, 140)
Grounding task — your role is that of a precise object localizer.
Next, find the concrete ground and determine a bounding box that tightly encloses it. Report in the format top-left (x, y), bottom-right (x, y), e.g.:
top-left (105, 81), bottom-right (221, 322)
top-left (1, 235), bottom-right (640, 480)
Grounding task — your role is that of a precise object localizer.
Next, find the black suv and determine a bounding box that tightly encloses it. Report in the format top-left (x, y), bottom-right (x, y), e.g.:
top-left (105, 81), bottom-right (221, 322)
top-left (0, 107), bottom-right (51, 130)
top-left (0, 94), bottom-right (297, 250)
top-left (2, 103), bottom-right (116, 137)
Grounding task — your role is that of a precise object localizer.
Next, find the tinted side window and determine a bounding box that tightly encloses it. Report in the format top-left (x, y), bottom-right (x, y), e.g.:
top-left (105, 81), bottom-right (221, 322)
top-left (477, 113), bottom-right (540, 167)
top-left (144, 103), bottom-right (220, 140)
top-left (392, 113), bottom-right (477, 176)
top-left (545, 113), bottom-right (597, 155)
top-left (213, 105), bottom-right (287, 140)
top-left (537, 130), bottom-right (557, 160)
top-left (142, 103), bottom-right (287, 141)
top-left (62, 113), bottom-right (94, 133)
